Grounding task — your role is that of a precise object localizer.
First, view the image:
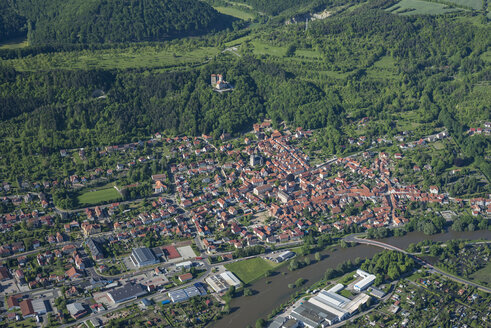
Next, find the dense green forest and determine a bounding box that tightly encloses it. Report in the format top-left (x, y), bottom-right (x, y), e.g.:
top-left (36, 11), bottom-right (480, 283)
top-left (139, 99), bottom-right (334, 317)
top-left (0, 0), bottom-right (489, 183)
top-left (7, 0), bottom-right (231, 44)
top-left (227, 0), bottom-right (360, 16)
top-left (233, 0), bottom-right (317, 15)
top-left (0, 1), bottom-right (26, 41)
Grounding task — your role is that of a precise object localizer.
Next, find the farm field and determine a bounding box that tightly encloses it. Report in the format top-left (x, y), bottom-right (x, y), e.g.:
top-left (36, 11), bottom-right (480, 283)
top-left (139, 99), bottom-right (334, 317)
top-left (78, 187), bottom-right (122, 205)
top-left (4, 45), bottom-right (219, 71)
top-left (214, 6), bottom-right (255, 20)
top-left (386, 0), bottom-right (460, 15)
top-left (225, 257), bottom-right (279, 284)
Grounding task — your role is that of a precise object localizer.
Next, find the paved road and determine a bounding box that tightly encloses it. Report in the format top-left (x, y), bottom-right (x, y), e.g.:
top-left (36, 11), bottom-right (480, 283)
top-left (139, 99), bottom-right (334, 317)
top-left (344, 234), bottom-right (491, 293)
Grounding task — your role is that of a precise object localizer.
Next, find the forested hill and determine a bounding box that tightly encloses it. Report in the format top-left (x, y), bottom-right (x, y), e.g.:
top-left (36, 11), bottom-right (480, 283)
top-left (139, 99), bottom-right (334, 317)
top-left (9, 0), bottom-right (230, 44)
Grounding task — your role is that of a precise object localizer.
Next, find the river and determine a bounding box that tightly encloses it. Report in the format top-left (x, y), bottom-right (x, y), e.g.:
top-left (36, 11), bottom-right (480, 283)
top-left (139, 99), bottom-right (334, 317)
top-left (210, 230), bottom-right (491, 328)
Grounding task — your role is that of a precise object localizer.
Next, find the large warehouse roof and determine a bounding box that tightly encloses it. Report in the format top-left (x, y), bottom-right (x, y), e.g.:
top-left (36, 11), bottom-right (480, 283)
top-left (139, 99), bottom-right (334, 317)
top-left (132, 248), bottom-right (156, 264)
top-left (108, 284), bottom-right (147, 303)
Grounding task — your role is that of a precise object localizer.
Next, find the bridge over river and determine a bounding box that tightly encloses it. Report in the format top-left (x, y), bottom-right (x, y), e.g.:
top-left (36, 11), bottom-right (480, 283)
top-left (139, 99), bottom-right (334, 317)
top-left (344, 233), bottom-right (491, 293)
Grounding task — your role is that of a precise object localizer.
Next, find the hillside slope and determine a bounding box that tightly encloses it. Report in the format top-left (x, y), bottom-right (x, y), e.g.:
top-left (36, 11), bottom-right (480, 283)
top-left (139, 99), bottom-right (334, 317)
top-left (11, 0), bottom-right (229, 44)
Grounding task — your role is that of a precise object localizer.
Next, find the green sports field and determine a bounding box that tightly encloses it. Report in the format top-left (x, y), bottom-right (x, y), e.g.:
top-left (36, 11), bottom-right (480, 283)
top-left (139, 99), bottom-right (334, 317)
top-left (225, 257), bottom-right (279, 284)
top-left (78, 187), bottom-right (122, 205)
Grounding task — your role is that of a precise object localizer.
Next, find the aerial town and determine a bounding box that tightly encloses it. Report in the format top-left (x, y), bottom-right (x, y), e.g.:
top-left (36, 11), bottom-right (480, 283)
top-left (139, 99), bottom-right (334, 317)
top-left (1, 0), bottom-right (490, 326)
top-left (0, 120), bottom-right (489, 328)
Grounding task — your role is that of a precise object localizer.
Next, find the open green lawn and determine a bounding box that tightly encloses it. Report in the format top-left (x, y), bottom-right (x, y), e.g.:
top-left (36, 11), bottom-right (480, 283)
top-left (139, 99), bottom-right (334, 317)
top-left (432, 141), bottom-right (445, 150)
top-left (469, 261), bottom-right (491, 286)
top-left (78, 187), bottom-right (122, 205)
top-left (0, 37), bottom-right (29, 49)
top-left (386, 0), bottom-right (460, 15)
top-left (445, 0), bottom-right (481, 9)
top-left (4, 45), bottom-right (219, 71)
top-left (225, 34), bottom-right (254, 47)
top-left (251, 40), bottom-right (288, 57)
top-left (225, 257), bottom-right (279, 284)
top-left (214, 6), bottom-right (255, 20)
top-left (392, 110), bottom-right (424, 131)
top-left (7, 318), bottom-right (38, 328)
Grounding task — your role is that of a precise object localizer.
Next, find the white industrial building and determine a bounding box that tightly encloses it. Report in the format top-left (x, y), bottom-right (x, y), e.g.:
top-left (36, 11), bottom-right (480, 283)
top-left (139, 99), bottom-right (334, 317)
top-left (205, 271), bottom-right (242, 293)
top-left (275, 251), bottom-right (295, 263)
top-left (354, 269), bottom-right (376, 292)
top-left (168, 284), bottom-right (207, 303)
top-left (290, 283), bottom-right (371, 327)
top-left (175, 261), bottom-right (193, 270)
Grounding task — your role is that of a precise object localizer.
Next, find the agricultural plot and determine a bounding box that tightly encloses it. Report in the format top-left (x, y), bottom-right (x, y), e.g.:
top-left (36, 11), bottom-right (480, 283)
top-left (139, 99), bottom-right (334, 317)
top-left (386, 0), bottom-right (460, 15)
top-left (78, 187), bottom-right (122, 205)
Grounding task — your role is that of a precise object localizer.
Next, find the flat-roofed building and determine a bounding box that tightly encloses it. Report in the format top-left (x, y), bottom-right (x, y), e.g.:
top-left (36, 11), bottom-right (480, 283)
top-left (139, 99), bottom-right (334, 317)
top-left (205, 271), bottom-right (242, 293)
top-left (168, 285), bottom-right (206, 303)
top-left (354, 269), bottom-right (376, 292)
top-left (316, 290), bottom-right (351, 308)
top-left (290, 302), bottom-right (330, 328)
top-left (130, 247), bottom-right (158, 268)
top-left (175, 260), bottom-right (193, 270)
top-left (275, 251), bottom-right (295, 263)
top-left (107, 284), bottom-right (148, 304)
top-left (327, 283), bottom-right (344, 294)
top-left (369, 287), bottom-right (386, 299)
top-left (290, 281), bottom-right (371, 327)
top-left (343, 293), bottom-right (370, 315)
top-left (307, 298), bottom-right (347, 322)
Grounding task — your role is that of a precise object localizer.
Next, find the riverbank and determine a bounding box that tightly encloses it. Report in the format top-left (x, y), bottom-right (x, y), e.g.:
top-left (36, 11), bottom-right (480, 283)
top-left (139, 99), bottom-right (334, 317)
top-left (210, 229), bottom-right (491, 328)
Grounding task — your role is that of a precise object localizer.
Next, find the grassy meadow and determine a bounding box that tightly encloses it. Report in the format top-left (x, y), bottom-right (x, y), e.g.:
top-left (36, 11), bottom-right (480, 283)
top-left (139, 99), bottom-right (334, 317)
top-left (214, 6), bottom-right (255, 20)
top-left (386, 0), bottom-right (460, 15)
top-left (4, 45), bottom-right (219, 71)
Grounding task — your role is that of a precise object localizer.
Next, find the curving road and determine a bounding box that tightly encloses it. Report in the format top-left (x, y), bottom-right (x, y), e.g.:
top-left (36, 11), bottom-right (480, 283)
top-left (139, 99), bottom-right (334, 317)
top-left (344, 234), bottom-right (491, 293)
